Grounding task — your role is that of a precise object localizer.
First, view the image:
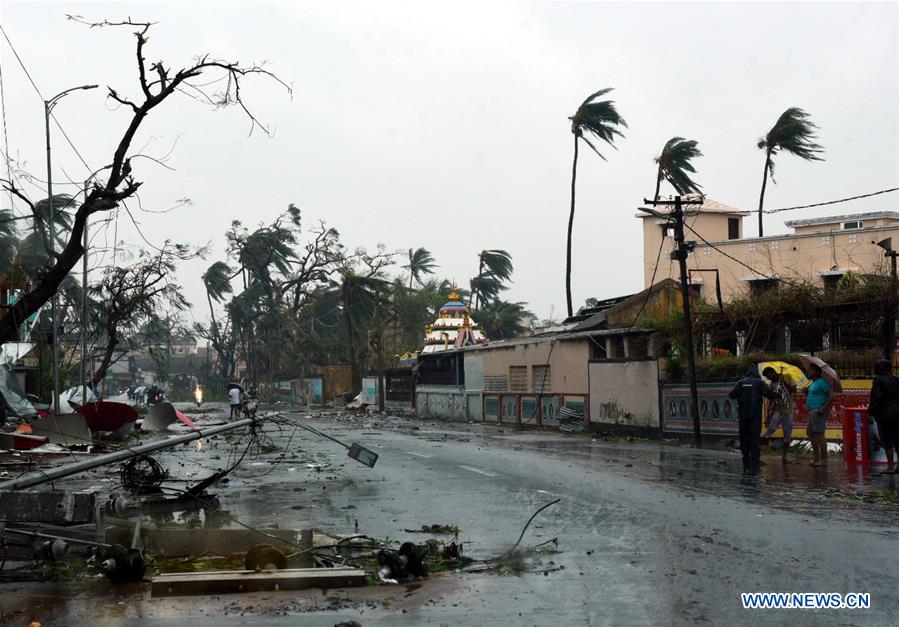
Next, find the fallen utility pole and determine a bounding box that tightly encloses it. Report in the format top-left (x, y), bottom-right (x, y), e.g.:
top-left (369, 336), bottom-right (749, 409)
top-left (0, 416), bottom-right (261, 491)
top-left (640, 195), bottom-right (703, 447)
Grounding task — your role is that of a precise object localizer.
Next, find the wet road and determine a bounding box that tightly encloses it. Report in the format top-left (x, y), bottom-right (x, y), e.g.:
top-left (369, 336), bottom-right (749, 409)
top-left (3, 408), bottom-right (898, 625)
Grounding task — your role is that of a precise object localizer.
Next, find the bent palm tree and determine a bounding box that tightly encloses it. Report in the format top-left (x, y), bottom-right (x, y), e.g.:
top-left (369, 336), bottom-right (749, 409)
top-left (469, 249), bottom-right (513, 309)
top-left (403, 247), bottom-right (437, 289)
top-left (202, 261), bottom-right (233, 326)
top-left (757, 107), bottom-right (824, 236)
top-left (566, 88), bottom-right (626, 317)
top-left (654, 137), bottom-right (703, 202)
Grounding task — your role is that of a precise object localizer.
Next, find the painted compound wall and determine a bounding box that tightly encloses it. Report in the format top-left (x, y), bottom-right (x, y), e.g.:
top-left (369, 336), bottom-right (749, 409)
top-left (588, 359), bottom-right (660, 429)
top-left (416, 385), bottom-right (482, 421)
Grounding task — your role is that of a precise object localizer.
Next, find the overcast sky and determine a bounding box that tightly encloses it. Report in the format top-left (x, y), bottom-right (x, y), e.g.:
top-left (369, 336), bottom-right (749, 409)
top-left (2, 1), bottom-right (897, 326)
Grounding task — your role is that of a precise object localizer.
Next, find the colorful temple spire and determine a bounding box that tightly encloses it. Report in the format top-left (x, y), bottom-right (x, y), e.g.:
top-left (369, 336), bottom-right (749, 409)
top-left (421, 291), bottom-right (487, 353)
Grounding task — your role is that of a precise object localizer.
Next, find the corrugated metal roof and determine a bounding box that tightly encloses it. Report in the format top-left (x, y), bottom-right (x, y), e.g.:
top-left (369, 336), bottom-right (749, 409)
top-left (785, 211), bottom-right (899, 228)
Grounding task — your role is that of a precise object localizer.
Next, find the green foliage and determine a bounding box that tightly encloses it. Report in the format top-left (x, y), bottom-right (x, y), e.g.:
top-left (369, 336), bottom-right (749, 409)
top-left (470, 249), bottom-right (514, 307)
top-left (472, 300), bottom-right (532, 340)
top-left (655, 137), bottom-right (702, 198)
top-left (569, 88), bottom-right (628, 159)
top-left (403, 247), bottom-right (438, 288)
top-left (759, 107), bottom-right (824, 181)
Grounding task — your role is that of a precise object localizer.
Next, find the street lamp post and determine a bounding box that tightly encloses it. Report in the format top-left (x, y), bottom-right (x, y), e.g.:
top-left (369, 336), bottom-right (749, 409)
top-left (44, 84), bottom-right (97, 414)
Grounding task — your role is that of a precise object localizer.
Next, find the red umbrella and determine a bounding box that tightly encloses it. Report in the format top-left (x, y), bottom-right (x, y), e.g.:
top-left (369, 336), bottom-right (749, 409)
top-left (797, 354), bottom-right (842, 393)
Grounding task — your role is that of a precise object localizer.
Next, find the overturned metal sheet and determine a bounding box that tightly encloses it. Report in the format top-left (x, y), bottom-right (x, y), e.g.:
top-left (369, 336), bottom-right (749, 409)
top-left (143, 403), bottom-right (178, 432)
top-left (30, 413), bottom-right (93, 446)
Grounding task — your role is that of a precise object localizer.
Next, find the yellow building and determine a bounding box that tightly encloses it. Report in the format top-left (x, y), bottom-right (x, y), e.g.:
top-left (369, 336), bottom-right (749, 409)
top-left (639, 196), bottom-right (899, 301)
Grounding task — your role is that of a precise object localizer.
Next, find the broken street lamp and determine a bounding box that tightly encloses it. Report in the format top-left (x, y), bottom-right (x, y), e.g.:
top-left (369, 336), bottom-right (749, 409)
top-left (282, 414), bottom-right (379, 468)
top-left (347, 442), bottom-right (379, 468)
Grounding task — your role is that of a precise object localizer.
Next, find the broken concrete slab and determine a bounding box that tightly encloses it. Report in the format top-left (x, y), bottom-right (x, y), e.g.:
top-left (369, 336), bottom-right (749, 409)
top-left (30, 413), bottom-right (92, 446)
top-left (105, 526), bottom-right (300, 557)
top-left (151, 567), bottom-right (366, 596)
top-left (0, 489), bottom-right (97, 524)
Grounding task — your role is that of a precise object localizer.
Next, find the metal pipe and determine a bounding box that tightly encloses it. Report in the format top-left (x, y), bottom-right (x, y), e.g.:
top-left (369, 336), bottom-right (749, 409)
top-left (0, 417), bottom-right (259, 491)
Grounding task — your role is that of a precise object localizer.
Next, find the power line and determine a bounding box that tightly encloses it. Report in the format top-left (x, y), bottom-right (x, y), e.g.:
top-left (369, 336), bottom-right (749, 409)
top-left (630, 231), bottom-right (667, 327)
top-left (765, 186), bottom-right (899, 214)
top-left (0, 24), bottom-right (93, 175)
top-left (683, 222), bottom-right (788, 286)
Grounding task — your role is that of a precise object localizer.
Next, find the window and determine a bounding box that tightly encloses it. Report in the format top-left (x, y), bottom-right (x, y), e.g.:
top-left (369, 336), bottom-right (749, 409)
top-left (609, 335), bottom-right (625, 358)
top-left (848, 233), bottom-right (859, 244)
top-left (703, 246), bottom-right (712, 256)
top-left (771, 240), bottom-right (779, 249)
top-left (749, 278), bottom-right (779, 296)
top-left (509, 366), bottom-right (528, 392)
top-left (748, 242), bottom-right (757, 252)
top-left (842, 221), bottom-right (863, 230)
top-left (728, 218), bottom-right (740, 240)
top-left (484, 375), bottom-right (508, 392)
top-left (532, 365), bottom-right (551, 393)
top-left (822, 274), bottom-right (842, 293)
top-left (822, 236), bottom-right (831, 246)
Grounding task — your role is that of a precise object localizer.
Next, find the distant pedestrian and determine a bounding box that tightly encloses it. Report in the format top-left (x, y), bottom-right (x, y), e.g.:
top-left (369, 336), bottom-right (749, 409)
top-left (229, 386), bottom-right (242, 420)
top-left (729, 365), bottom-right (777, 476)
top-left (804, 363), bottom-right (835, 468)
top-left (869, 358), bottom-right (899, 474)
top-left (762, 367), bottom-right (797, 462)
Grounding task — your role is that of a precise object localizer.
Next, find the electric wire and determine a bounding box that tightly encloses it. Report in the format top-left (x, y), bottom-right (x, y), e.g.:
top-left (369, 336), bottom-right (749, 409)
top-left (629, 231), bottom-right (667, 328)
top-left (764, 186), bottom-right (899, 214)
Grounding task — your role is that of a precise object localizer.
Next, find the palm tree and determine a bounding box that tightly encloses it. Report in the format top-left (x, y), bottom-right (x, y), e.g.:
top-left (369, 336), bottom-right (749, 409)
top-left (0, 209), bottom-right (19, 276)
top-left (202, 261), bottom-right (233, 326)
top-left (654, 137), bottom-right (703, 202)
top-left (566, 88), bottom-right (627, 317)
top-left (756, 107), bottom-right (824, 236)
top-left (403, 247), bottom-right (437, 289)
top-left (469, 249), bottom-right (513, 309)
top-left (472, 300), bottom-right (532, 340)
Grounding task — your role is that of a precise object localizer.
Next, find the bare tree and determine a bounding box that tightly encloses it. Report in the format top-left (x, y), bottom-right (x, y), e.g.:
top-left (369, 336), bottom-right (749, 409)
top-left (90, 242), bottom-right (191, 386)
top-left (0, 17), bottom-right (289, 345)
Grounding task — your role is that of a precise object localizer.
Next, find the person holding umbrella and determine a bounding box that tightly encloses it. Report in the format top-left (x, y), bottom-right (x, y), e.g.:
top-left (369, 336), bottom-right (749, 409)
top-left (761, 366), bottom-right (797, 462)
top-left (804, 362), bottom-right (836, 467)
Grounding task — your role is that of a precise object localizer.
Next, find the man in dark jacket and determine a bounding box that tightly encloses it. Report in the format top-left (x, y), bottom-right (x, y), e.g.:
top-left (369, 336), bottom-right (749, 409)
top-left (869, 358), bottom-right (899, 474)
top-left (729, 366), bottom-right (777, 476)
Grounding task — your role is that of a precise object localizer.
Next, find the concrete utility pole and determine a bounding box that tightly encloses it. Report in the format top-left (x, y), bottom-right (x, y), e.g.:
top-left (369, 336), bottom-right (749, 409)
top-left (641, 195), bottom-right (703, 446)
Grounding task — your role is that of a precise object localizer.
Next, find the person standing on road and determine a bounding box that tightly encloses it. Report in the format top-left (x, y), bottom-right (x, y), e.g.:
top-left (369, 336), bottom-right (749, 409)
top-left (729, 365), bottom-right (777, 476)
top-left (868, 358), bottom-right (899, 474)
top-left (762, 367), bottom-right (797, 463)
top-left (229, 386), bottom-right (242, 420)
top-left (804, 364), bottom-right (835, 468)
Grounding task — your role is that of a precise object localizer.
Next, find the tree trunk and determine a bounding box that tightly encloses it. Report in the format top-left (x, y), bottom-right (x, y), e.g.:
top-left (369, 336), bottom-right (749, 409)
top-left (565, 134), bottom-right (579, 318)
top-left (757, 151), bottom-right (771, 238)
top-left (91, 329), bottom-right (118, 387)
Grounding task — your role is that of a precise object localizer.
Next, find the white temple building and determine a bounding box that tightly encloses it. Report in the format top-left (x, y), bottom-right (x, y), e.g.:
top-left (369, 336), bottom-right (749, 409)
top-left (421, 291), bottom-right (488, 354)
